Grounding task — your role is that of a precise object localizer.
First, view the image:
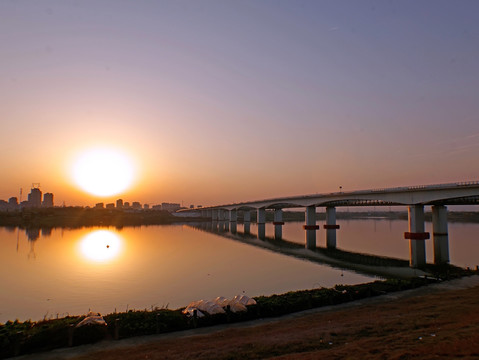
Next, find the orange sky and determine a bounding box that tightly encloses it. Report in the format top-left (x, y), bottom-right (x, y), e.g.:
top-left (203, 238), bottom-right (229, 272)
top-left (1, 1), bottom-right (479, 207)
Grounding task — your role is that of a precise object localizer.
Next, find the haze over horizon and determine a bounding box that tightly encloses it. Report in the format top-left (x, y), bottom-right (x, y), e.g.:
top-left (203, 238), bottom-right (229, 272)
top-left (1, 0), bottom-right (479, 207)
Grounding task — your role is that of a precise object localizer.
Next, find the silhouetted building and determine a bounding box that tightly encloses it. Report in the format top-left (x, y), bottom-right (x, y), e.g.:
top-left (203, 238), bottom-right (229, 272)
top-left (161, 202), bottom-right (181, 212)
top-left (131, 201), bottom-right (141, 210)
top-left (94, 202), bottom-right (104, 209)
top-left (143, 204), bottom-right (149, 210)
top-left (42, 193), bottom-right (54, 207)
top-left (116, 199), bottom-right (123, 209)
top-left (28, 187), bottom-right (42, 207)
top-left (123, 202), bottom-right (130, 209)
top-left (106, 203), bottom-right (115, 209)
top-left (8, 197), bottom-right (18, 206)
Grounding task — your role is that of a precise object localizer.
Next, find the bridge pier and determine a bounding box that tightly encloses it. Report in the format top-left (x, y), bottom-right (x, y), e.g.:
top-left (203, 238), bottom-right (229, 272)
top-left (257, 208), bottom-right (266, 240)
top-left (220, 210), bottom-right (227, 221)
top-left (243, 211), bottom-right (251, 234)
top-left (432, 205), bottom-right (449, 264)
top-left (404, 205), bottom-right (430, 268)
top-left (324, 207), bottom-right (339, 249)
top-left (228, 209), bottom-right (237, 233)
top-left (211, 209), bottom-right (218, 221)
top-left (229, 209), bottom-right (237, 222)
top-left (303, 205), bottom-right (319, 249)
top-left (273, 209), bottom-right (284, 240)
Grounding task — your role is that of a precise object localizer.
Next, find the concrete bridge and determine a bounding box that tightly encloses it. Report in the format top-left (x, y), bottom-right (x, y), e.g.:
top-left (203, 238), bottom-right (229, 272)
top-left (194, 181), bottom-right (479, 268)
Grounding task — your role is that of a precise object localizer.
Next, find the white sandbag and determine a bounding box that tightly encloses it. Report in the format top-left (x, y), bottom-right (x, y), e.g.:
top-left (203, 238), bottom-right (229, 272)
top-left (213, 296), bottom-right (230, 307)
top-left (182, 308), bottom-right (205, 317)
top-left (184, 299), bottom-right (225, 315)
top-left (199, 300), bottom-right (225, 315)
top-left (238, 295), bottom-right (257, 306)
top-left (231, 294), bottom-right (257, 306)
top-left (76, 312), bottom-right (107, 327)
top-left (229, 302), bottom-right (247, 313)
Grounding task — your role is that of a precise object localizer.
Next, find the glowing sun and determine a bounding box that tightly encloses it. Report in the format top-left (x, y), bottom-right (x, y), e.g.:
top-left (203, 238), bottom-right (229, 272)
top-left (72, 147), bottom-right (135, 197)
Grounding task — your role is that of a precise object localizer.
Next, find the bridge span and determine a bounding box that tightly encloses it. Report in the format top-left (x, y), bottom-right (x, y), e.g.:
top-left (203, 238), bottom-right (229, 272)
top-left (193, 181), bottom-right (479, 268)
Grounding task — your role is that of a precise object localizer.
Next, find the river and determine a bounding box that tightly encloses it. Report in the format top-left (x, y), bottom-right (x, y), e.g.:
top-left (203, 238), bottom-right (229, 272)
top-left (0, 218), bottom-right (477, 323)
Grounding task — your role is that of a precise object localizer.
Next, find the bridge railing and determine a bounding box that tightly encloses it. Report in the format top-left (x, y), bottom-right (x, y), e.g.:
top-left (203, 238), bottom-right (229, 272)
top-left (199, 181), bottom-right (479, 209)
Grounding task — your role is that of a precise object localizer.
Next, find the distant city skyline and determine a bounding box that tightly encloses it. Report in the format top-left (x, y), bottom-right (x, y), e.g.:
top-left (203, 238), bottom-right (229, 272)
top-left (1, 1), bottom-right (479, 206)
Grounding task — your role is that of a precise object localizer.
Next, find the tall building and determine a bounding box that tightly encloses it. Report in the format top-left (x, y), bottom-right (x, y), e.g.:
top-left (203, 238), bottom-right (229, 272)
top-left (42, 193), bottom-right (54, 207)
top-left (116, 199), bottom-right (123, 209)
top-left (28, 187), bottom-right (42, 207)
top-left (8, 197), bottom-right (18, 206)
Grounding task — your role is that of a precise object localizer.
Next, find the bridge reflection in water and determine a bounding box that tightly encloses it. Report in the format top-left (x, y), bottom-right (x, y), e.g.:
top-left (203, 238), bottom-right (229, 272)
top-left (189, 222), bottom-right (429, 279)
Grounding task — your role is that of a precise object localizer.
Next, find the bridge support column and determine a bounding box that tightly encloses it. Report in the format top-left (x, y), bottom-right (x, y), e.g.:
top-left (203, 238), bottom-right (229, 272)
top-left (211, 209), bottom-right (218, 221)
top-left (273, 209), bottom-right (284, 240)
top-left (432, 205), bottom-right (449, 264)
top-left (243, 211), bottom-right (251, 234)
top-left (324, 207), bottom-right (339, 249)
top-left (404, 205), bottom-right (430, 268)
top-left (303, 205), bottom-right (319, 249)
top-left (229, 210), bottom-right (237, 233)
top-left (257, 208), bottom-right (266, 240)
top-left (206, 209), bottom-right (212, 219)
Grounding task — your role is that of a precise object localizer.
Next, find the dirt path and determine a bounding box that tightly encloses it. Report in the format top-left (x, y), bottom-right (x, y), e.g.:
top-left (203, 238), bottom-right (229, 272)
top-left (18, 276), bottom-right (479, 360)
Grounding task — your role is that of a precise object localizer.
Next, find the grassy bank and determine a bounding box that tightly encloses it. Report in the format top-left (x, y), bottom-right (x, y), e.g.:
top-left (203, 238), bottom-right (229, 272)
top-left (0, 208), bottom-right (199, 228)
top-left (1, 267), bottom-right (476, 359)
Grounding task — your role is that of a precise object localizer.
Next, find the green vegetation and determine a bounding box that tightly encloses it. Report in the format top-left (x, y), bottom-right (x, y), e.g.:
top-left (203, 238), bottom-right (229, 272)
top-left (1, 268), bottom-right (477, 359)
top-left (0, 207), bottom-right (194, 228)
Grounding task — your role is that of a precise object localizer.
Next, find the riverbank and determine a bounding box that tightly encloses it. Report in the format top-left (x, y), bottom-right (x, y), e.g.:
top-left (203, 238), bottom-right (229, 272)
top-left (15, 275), bottom-right (479, 360)
top-left (1, 268), bottom-right (476, 359)
top-left (1, 208), bottom-right (479, 229)
top-left (0, 208), bottom-right (199, 228)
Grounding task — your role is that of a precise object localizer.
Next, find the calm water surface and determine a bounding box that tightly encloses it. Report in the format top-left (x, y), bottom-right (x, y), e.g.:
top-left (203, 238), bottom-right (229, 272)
top-left (0, 219), bottom-right (477, 323)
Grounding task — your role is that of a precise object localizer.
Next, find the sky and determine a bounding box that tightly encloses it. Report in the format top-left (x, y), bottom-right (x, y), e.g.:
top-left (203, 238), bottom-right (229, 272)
top-left (1, 0), bottom-right (479, 207)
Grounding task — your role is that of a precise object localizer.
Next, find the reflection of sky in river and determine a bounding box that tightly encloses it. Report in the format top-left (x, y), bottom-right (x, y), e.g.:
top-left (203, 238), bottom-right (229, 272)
top-left (0, 220), bottom-right (478, 323)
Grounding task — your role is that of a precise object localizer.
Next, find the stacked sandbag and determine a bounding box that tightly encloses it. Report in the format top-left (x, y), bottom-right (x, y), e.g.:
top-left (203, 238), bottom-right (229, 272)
top-left (228, 294), bottom-right (257, 313)
top-left (76, 311), bottom-right (107, 327)
top-left (183, 295), bottom-right (257, 316)
top-left (183, 299), bottom-right (225, 316)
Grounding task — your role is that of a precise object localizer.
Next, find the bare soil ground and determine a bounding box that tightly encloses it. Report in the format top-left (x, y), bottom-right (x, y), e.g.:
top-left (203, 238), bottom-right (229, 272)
top-left (21, 276), bottom-right (479, 360)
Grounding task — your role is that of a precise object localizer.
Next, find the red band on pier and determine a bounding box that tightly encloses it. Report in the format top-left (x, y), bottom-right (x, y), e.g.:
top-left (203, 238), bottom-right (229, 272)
top-left (433, 232), bottom-right (448, 236)
top-left (303, 225), bottom-right (320, 230)
top-left (273, 221), bottom-right (285, 225)
top-left (323, 224), bottom-right (340, 229)
top-left (404, 232), bottom-right (430, 240)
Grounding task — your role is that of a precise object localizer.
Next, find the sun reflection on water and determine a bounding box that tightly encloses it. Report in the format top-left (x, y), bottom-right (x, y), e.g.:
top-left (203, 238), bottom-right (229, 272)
top-left (79, 230), bottom-right (123, 263)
